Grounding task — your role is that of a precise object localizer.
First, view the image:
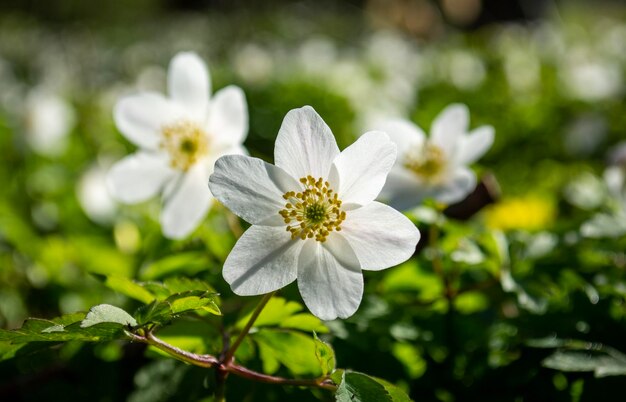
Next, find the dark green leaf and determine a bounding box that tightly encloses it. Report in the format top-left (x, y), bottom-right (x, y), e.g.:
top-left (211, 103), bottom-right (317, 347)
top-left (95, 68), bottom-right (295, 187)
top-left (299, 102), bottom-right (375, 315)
top-left (335, 371), bottom-right (412, 402)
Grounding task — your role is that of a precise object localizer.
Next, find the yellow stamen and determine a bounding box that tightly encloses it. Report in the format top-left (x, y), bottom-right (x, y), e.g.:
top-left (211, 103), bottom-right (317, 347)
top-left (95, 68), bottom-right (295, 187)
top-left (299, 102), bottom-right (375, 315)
top-left (161, 120), bottom-right (209, 171)
top-left (279, 175), bottom-right (346, 242)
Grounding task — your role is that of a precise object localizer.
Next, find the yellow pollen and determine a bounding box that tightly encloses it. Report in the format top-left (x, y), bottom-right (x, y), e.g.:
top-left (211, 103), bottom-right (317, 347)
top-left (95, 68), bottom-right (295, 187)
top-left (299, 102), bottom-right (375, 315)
top-left (279, 175), bottom-right (346, 242)
top-left (404, 142), bottom-right (446, 182)
top-left (161, 120), bottom-right (209, 171)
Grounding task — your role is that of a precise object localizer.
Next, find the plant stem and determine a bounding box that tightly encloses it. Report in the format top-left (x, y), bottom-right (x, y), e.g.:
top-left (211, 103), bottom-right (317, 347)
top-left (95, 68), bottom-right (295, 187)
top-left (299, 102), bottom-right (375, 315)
top-left (222, 291), bottom-right (276, 364)
top-left (128, 330), bottom-right (335, 393)
top-left (228, 363), bottom-right (337, 391)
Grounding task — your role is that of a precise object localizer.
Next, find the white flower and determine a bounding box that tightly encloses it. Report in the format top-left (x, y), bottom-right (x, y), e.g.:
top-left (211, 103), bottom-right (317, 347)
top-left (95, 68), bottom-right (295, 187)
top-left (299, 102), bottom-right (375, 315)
top-left (107, 52), bottom-right (248, 239)
top-left (376, 103), bottom-right (494, 210)
top-left (77, 162), bottom-right (118, 225)
top-left (24, 88), bottom-right (76, 157)
top-left (209, 106), bottom-right (420, 320)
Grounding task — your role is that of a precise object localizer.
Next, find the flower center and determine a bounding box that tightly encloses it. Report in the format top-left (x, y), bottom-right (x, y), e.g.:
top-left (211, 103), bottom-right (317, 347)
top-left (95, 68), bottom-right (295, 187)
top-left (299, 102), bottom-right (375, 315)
top-left (161, 120), bottom-right (209, 171)
top-left (279, 176), bottom-right (346, 242)
top-left (404, 142), bottom-right (446, 182)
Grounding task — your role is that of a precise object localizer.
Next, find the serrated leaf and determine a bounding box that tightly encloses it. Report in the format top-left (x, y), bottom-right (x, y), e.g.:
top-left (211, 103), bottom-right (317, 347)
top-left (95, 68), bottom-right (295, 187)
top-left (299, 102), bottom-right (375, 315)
top-left (135, 300), bottom-right (173, 326)
top-left (314, 332), bottom-right (335, 376)
top-left (335, 371), bottom-right (412, 402)
top-left (0, 311), bottom-right (130, 359)
top-left (81, 304), bottom-right (137, 328)
top-left (134, 291), bottom-right (221, 326)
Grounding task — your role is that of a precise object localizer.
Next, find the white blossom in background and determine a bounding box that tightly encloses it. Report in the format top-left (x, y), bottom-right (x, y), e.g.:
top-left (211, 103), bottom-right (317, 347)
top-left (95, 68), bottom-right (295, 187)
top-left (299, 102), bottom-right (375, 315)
top-left (107, 52), bottom-right (248, 239)
top-left (376, 103), bottom-right (494, 210)
top-left (581, 144), bottom-right (626, 238)
top-left (24, 88), bottom-right (76, 157)
top-left (559, 50), bottom-right (623, 101)
top-left (209, 106), bottom-right (420, 320)
top-left (445, 49), bottom-right (486, 91)
top-left (77, 162), bottom-right (118, 225)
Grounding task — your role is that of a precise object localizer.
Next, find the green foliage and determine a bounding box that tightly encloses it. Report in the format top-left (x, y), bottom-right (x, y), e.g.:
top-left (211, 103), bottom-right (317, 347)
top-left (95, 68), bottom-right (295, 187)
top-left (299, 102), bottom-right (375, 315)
top-left (334, 371), bottom-right (411, 402)
top-left (81, 304), bottom-right (137, 328)
top-left (313, 332), bottom-right (335, 377)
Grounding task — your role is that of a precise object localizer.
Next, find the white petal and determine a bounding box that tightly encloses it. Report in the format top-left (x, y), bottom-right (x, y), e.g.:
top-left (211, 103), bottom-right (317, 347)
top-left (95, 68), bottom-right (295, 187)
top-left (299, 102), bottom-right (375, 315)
top-left (375, 119), bottom-right (425, 153)
top-left (604, 167), bottom-right (624, 198)
top-left (329, 131), bottom-right (397, 206)
top-left (168, 52), bottom-right (210, 121)
top-left (455, 125), bottom-right (494, 165)
top-left (431, 167), bottom-right (477, 205)
top-left (107, 152), bottom-right (174, 203)
top-left (209, 155), bottom-right (301, 225)
top-left (207, 85), bottom-right (248, 149)
top-left (114, 93), bottom-right (177, 149)
top-left (297, 234), bottom-right (363, 320)
top-left (341, 201), bottom-right (420, 270)
top-left (160, 162), bottom-right (212, 239)
top-left (223, 225), bottom-right (302, 295)
top-left (430, 103), bottom-right (469, 157)
top-left (274, 106), bottom-right (340, 180)
top-left (379, 166), bottom-right (427, 211)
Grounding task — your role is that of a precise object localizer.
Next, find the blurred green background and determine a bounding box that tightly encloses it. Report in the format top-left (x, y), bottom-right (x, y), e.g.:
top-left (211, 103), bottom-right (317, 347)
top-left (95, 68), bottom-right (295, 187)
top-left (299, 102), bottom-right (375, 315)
top-left (1, 0), bottom-right (626, 401)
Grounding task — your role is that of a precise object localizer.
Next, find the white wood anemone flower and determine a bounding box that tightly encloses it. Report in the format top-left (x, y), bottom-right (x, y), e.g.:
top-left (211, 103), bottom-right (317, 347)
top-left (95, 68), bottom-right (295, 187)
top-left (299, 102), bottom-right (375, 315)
top-left (376, 103), bottom-right (494, 210)
top-left (107, 52), bottom-right (248, 239)
top-left (209, 106), bottom-right (420, 321)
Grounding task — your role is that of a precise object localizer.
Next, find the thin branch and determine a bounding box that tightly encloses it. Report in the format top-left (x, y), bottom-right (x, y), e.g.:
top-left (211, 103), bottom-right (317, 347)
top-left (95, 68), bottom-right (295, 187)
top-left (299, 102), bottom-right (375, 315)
top-left (222, 291), bottom-right (276, 364)
top-left (228, 363), bottom-right (337, 391)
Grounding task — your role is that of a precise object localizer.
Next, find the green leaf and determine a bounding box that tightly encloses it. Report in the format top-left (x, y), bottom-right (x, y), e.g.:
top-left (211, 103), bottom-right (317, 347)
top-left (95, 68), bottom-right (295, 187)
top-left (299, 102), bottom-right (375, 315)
top-left (146, 319), bottom-right (220, 357)
top-left (103, 276), bottom-right (156, 304)
top-left (236, 297), bottom-right (327, 333)
top-left (81, 304), bottom-right (138, 328)
top-left (134, 291), bottom-right (221, 326)
top-left (314, 332), bottom-right (335, 376)
top-left (335, 371), bottom-right (412, 402)
top-left (0, 311), bottom-right (131, 359)
top-left (139, 252), bottom-right (211, 280)
top-left (543, 351), bottom-right (626, 377)
top-left (251, 329), bottom-right (323, 376)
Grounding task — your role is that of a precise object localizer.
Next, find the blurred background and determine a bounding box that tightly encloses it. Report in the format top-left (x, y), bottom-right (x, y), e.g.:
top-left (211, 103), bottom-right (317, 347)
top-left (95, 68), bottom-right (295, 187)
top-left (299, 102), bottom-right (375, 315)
top-left (1, 0), bottom-right (626, 401)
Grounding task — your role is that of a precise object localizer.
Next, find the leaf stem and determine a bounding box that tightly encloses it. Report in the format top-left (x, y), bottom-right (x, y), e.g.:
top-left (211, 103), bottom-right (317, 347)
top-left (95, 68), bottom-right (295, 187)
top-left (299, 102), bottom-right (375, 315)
top-left (222, 291), bottom-right (276, 364)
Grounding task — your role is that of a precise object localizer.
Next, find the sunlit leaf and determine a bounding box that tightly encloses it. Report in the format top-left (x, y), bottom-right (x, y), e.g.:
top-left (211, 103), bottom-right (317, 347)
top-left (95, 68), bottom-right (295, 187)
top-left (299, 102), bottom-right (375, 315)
top-left (81, 304), bottom-right (137, 328)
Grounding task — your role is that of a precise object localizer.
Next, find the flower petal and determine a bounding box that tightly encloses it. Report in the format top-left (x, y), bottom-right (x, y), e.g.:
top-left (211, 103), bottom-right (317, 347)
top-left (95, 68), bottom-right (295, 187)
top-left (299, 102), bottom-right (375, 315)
top-left (455, 125), bottom-right (494, 165)
top-left (375, 119), bottom-right (425, 153)
top-left (113, 93), bottom-right (177, 149)
top-left (207, 85), bottom-right (248, 149)
top-left (223, 225), bottom-right (302, 295)
top-left (209, 155), bottom-right (301, 226)
top-left (379, 166), bottom-right (426, 211)
top-left (430, 103), bottom-right (469, 157)
top-left (274, 106), bottom-right (340, 180)
top-left (160, 162), bottom-right (212, 239)
top-left (297, 234), bottom-right (363, 320)
top-left (329, 131), bottom-right (397, 206)
top-left (432, 167), bottom-right (477, 205)
top-left (168, 52), bottom-right (210, 121)
top-left (107, 152), bottom-right (174, 203)
top-left (340, 201), bottom-right (420, 270)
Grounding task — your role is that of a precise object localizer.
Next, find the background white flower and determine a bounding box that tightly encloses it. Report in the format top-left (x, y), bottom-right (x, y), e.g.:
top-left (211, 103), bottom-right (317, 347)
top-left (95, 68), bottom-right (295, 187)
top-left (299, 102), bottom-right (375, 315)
top-left (24, 88), bottom-right (76, 157)
top-left (376, 103), bottom-right (494, 210)
top-left (209, 106), bottom-right (420, 320)
top-left (107, 52), bottom-right (248, 239)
